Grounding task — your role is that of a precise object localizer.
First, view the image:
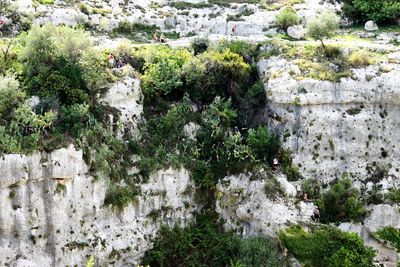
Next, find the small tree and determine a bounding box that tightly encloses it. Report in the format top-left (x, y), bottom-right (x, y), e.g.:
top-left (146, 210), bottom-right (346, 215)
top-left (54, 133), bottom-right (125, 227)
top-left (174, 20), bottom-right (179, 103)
top-left (306, 11), bottom-right (340, 48)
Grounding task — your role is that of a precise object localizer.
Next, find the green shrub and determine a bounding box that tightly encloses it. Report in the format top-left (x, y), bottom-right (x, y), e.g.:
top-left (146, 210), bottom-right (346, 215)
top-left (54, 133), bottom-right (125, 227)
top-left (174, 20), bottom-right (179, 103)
top-left (279, 225), bottom-right (375, 267)
top-left (281, 149), bottom-right (302, 181)
top-left (141, 212), bottom-right (240, 266)
top-left (191, 37), bottom-right (209, 55)
top-left (301, 179), bottom-right (321, 199)
top-left (19, 25), bottom-right (100, 105)
top-left (306, 11), bottom-right (340, 48)
top-left (0, 74), bottom-right (25, 121)
top-left (234, 236), bottom-right (287, 267)
top-left (247, 126), bottom-right (279, 165)
top-left (142, 212), bottom-right (286, 266)
top-left (348, 49), bottom-right (374, 67)
top-left (275, 7), bottom-right (301, 30)
top-left (104, 185), bottom-right (140, 209)
top-left (376, 227), bottom-right (400, 251)
top-left (319, 178), bottom-right (367, 223)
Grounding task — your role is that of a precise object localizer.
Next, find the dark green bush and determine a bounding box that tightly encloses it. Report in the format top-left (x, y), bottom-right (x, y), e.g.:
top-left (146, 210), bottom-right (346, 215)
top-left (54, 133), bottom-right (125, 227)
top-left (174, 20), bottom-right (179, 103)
top-left (319, 178), bottom-right (367, 223)
top-left (247, 126), bottom-right (279, 165)
top-left (279, 225), bottom-right (375, 267)
top-left (342, 0), bottom-right (400, 24)
top-left (142, 212), bottom-right (286, 267)
top-left (141, 212), bottom-right (240, 266)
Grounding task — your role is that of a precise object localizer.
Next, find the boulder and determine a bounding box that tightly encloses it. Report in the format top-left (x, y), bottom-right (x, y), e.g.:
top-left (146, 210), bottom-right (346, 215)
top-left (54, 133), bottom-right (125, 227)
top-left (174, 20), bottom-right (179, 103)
top-left (287, 25), bottom-right (305, 40)
top-left (365, 20), bottom-right (378, 31)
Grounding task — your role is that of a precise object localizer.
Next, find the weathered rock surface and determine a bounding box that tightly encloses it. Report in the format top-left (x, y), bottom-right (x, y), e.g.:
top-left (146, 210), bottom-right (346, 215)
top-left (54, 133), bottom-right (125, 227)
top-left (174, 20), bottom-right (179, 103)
top-left (0, 146), bottom-right (198, 266)
top-left (287, 25), bottom-right (305, 40)
top-left (258, 55), bottom-right (400, 185)
top-left (100, 74), bottom-right (143, 132)
top-left (16, 0), bottom-right (338, 37)
top-left (216, 171), bottom-right (315, 236)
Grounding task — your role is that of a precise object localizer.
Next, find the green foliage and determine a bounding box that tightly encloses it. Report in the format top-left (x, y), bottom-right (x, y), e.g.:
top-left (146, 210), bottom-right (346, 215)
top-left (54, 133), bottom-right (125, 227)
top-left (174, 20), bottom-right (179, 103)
top-left (247, 126), bottom-right (279, 165)
top-left (233, 236), bottom-right (287, 267)
top-left (306, 11), bottom-right (340, 47)
top-left (191, 37), bottom-right (209, 55)
top-left (0, 74), bottom-right (25, 121)
top-left (113, 20), bottom-right (159, 36)
top-left (376, 227), bottom-right (400, 251)
top-left (279, 225), bottom-right (375, 267)
top-left (19, 24), bottom-right (103, 105)
top-left (140, 46), bottom-right (192, 100)
top-left (104, 185), bottom-right (140, 209)
top-left (182, 49), bottom-right (251, 103)
top-left (275, 7), bottom-right (301, 30)
top-left (141, 212), bottom-right (240, 266)
top-left (142, 212), bottom-right (286, 267)
top-left (301, 179), bottom-right (321, 199)
top-left (280, 149), bottom-right (302, 181)
top-left (342, 0), bottom-right (400, 24)
top-left (348, 49), bottom-right (374, 67)
top-left (86, 256), bottom-right (95, 267)
top-left (319, 179), bottom-right (367, 223)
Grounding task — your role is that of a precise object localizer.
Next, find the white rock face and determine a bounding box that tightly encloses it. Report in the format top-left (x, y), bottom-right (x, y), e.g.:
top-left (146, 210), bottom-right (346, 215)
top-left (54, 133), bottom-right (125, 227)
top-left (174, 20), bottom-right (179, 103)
top-left (287, 25), bottom-right (305, 40)
top-left (216, 171), bottom-right (315, 236)
top-left (0, 146), bottom-right (198, 266)
top-left (100, 75), bottom-right (143, 132)
top-left (16, 0), bottom-right (337, 37)
top-left (364, 204), bottom-right (400, 232)
top-left (365, 20), bottom-right (379, 31)
top-left (258, 55), bottom-right (400, 184)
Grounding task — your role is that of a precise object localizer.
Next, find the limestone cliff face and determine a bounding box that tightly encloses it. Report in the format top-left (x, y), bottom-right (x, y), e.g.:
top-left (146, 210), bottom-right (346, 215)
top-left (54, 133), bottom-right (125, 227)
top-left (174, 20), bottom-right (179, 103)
top-left (258, 53), bottom-right (400, 187)
top-left (0, 145), bottom-right (198, 266)
top-left (16, 0), bottom-right (337, 37)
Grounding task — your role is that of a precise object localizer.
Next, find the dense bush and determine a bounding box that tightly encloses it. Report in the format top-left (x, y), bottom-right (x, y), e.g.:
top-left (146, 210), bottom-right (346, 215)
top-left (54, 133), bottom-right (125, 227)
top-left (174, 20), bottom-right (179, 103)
top-left (141, 212), bottom-right (241, 266)
top-left (142, 212), bottom-right (286, 267)
top-left (306, 11), bottom-right (340, 48)
top-left (19, 24), bottom-right (107, 105)
top-left (342, 0), bottom-right (400, 24)
top-left (319, 178), bottom-right (367, 223)
top-left (279, 225), bottom-right (375, 267)
top-left (275, 7), bottom-right (301, 30)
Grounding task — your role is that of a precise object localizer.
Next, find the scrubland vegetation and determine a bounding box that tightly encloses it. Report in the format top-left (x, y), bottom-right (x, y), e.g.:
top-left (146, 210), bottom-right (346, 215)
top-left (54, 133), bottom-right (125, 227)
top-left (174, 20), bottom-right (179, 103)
top-left (2, 0), bottom-right (400, 265)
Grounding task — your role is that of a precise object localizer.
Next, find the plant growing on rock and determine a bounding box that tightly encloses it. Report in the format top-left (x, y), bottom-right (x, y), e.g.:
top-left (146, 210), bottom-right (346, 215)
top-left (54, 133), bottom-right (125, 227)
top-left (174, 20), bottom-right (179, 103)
top-left (318, 178), bottom-right (367, 223)
top-left (279, 225), bottom-right (375, 267)
top-left (275, 7), bottom-right (301, 30)
top-left (306, 11), bottom-right (340, 49)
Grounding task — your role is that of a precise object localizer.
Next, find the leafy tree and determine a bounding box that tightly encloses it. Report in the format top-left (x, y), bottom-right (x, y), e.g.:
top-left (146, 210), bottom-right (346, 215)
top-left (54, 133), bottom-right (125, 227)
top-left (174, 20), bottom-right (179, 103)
top-left (306, 11), bottom-right (340, 48)
top-left (275, 7), bottom-right (301, 30)
top-left (342, 0), bottom-right (400, 24)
